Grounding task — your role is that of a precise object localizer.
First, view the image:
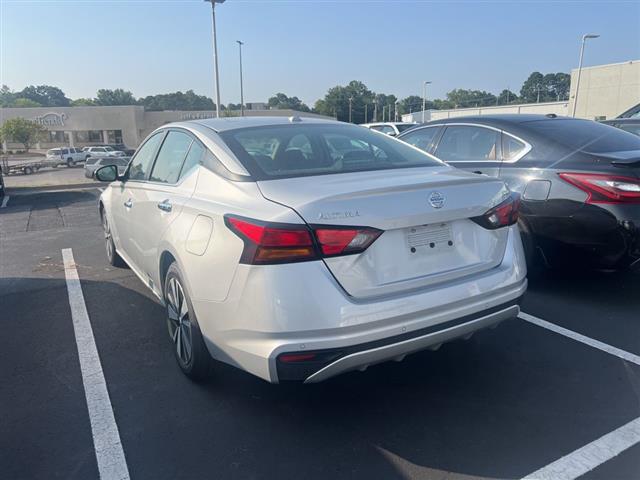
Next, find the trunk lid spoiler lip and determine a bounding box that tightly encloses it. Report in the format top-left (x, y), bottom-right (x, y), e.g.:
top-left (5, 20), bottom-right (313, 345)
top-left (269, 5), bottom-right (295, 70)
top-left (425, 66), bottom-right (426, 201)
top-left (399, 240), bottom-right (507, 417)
top-left (585, 150), bottom-right (640, 168)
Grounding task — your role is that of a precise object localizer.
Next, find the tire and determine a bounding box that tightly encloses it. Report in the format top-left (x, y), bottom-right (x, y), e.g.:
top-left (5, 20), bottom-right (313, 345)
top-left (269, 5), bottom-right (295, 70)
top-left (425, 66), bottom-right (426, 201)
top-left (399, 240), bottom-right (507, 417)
top-left (164, 262), bottom-right (212, 381)
top-left (102, 212), bottom-right (126, 268)
top-left (67, 158), bottom-right (75, 167)
top-left (23, 166), bottom-right (33, 175)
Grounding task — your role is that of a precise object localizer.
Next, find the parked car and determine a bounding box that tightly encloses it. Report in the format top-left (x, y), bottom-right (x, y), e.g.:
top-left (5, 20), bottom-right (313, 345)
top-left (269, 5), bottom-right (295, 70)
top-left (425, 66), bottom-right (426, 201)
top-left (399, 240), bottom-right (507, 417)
top-left (361, 122), bottom-right (417, 136)
top-left (91, 143), bottom-right (136, 156)
top-left (95, 117), bottom-right (527, 383)
top-left (82, 146), bottom-right (126, 159)
top-left (601, 118), bottom-right (640, 137)
top-left (45, 147), bottom-right (86, 167)
top-left (84, 156), bottom-right (130, 178)
top-left (398, 114), bottom-right (640, 270)
top-left (0, 167), bottom-right (4, 198)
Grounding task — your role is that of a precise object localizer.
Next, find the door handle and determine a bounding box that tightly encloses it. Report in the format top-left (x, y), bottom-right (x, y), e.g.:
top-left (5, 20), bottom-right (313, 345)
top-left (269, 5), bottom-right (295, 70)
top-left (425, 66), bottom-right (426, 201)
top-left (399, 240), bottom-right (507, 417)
top-left (124, 199), bottom-right (132, 208)
top-left (472, 170), bottom-right (483, 175)
top-left (157, 200), bottom-right (172, 212)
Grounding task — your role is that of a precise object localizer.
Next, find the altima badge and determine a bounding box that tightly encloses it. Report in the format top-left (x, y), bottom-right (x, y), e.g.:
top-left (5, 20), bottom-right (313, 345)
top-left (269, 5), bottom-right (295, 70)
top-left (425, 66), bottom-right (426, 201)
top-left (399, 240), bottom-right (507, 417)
top-left (429, 191), bottom-right (445, 209)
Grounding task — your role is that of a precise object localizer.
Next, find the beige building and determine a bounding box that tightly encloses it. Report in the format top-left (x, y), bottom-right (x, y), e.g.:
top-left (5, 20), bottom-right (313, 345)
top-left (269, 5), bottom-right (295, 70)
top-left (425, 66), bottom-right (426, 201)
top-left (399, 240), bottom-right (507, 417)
top-left (403, 60), bottom-right (640, 123)
top-left (0, 106), bottom-right (332, 151)
top-left (568, 60), bottom-right (640, 120)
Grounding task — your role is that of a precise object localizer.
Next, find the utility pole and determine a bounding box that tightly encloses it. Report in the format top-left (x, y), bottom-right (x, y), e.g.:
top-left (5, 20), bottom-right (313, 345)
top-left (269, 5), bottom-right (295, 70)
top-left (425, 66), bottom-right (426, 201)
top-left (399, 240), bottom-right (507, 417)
top-left (573, 33), bottom-right (600, 117)
top-left (374, 103), bottom-right (378, 122)
top-left (204, 0), bottom-right (226, 118)
top-left (348, 97), bottom-right (353, 123)
top-left (422, 81), bottom-right (432, 123)
top-left (536, 84), bottom-right (541, 103)
top-left (236, 40), bottom-right (244, 116)
top-left (364, 103), bottom-right (368, 123)
top-left (394, 102), bottom-right (397, 121)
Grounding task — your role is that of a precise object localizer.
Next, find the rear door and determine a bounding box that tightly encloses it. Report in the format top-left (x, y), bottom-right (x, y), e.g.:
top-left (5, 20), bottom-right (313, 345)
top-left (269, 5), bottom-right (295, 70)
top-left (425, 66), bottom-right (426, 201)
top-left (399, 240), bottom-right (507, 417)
top-left (127, 129), bottom-right (201, 283)
top-left (434, 124), bottom-right (502, 177)
top-left (398, 126), bottom-right (442, 154)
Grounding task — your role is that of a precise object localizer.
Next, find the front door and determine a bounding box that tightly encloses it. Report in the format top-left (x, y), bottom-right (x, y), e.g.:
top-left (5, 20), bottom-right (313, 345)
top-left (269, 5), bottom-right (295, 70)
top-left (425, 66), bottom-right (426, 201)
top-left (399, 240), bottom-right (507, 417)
top-left (127, 130), bottom-right (202, 287)
top-left (433, 124), bottom-right (502, 177)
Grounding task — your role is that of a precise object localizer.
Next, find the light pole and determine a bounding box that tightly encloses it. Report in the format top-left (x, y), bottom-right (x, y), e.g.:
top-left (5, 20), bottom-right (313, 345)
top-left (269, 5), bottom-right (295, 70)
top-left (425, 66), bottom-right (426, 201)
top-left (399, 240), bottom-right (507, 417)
top-left (422, 81), bottom-right (432, 123)
top-left (204, 0), bottom-right (225, 117)
top-left (572, 33), bottom-right (599, 117)
top-left (348, 97), bottom-right (353, 123)
top-left (236, 40), bottom-right (244, 116)
top-left (364, 103), bottom-right (368, 123)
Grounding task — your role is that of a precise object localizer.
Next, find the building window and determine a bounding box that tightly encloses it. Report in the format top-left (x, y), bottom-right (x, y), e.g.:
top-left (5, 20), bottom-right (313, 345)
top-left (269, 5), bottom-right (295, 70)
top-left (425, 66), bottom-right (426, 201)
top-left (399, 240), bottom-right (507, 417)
top-left (47, 131), bottom-right (65, 143)
top-left (88, 130), bottom-right (103, 142)
top-left (107, 130), bottom-right (123, 144)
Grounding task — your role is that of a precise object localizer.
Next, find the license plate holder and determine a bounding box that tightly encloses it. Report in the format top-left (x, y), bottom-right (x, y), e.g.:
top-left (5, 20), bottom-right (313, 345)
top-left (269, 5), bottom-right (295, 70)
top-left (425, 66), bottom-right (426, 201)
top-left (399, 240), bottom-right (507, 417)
top-left (407, 223), bottom-right (453, 251)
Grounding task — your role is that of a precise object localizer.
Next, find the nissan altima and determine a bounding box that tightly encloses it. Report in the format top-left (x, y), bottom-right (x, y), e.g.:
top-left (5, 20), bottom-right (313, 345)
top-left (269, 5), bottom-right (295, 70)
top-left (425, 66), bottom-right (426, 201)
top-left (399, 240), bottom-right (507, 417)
top-left (95, 117), bottom-right (527, 383)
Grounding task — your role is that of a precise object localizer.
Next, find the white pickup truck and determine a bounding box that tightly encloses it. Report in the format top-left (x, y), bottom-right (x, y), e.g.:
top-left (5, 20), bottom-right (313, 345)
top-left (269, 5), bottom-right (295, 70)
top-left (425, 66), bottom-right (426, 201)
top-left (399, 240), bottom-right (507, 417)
top-left (45, 147), bottom-right (87, 167)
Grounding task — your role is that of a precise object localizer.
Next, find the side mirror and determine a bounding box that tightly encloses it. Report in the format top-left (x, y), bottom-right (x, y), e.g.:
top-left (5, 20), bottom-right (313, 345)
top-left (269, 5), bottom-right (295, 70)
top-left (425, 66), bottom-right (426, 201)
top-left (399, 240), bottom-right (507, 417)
top-left (94, 164), bottom-right (119, 182)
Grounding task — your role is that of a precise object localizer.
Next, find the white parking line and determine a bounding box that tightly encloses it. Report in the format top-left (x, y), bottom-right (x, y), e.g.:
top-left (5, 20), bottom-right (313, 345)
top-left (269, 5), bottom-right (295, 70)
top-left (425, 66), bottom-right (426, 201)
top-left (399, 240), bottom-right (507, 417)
top-left (1, 195), bottom-right (9, 208)
top-left (519, 311), bottom-right (640, 479)
top-left (523, 417), bottom-right (640, 480)
top-left (519, 312), bottom-right (640, 366)
top-left (62, 248), bottom-right (130, 480)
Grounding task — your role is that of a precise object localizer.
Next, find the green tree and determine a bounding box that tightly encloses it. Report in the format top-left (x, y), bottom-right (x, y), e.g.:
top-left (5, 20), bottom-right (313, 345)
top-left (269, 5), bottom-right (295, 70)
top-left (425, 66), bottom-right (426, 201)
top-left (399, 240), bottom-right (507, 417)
top-left (267, 93), bottom-right (310, 112)
top-left (19, 85), bottom-right (70, 106)
top-left (95, 88), bottom-right (137, 106)
top-left (314, 81), bottom-right (375, 123)
top-left (71, 97), bottom-right (97, 106)
top-left (446, 89), bottom-right (497, 108)
top-left (0, 118), bottom-right (46, 152)
top-left (520, 72), bottom-right (545, 103)
top-left (497, 89), bottom-right (519, 105)
top-left (0, 85), bottom-right (16, 107)
top-left (138, 90), bottom-right (214, 111)
top-left (13, 98), bottom-right (42, 107)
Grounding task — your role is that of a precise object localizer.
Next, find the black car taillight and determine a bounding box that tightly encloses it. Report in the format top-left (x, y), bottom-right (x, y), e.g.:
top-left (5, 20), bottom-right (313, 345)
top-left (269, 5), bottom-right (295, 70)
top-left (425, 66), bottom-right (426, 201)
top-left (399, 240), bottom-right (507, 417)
top-left (559, 172), bottom-right (640, 204)
top-left (471, 192), bottom-right (520, 230)
top-left (225, 215), bottom-right (382, 265)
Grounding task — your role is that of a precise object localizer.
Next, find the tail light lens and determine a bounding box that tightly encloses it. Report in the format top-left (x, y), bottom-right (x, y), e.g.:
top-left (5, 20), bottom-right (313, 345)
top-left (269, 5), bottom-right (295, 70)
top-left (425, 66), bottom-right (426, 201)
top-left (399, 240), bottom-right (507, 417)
top-left (471, 192), bottom-right (520, 230)
top-left (225, 215), bottom-right (382, 264)
top-left (559, 172), bottom-right (640, 204)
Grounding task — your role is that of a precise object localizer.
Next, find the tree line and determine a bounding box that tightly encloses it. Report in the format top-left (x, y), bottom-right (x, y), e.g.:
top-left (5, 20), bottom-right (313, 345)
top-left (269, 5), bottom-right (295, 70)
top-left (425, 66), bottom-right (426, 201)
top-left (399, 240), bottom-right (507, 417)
top-left (1, 71), bottom-right (570, 123)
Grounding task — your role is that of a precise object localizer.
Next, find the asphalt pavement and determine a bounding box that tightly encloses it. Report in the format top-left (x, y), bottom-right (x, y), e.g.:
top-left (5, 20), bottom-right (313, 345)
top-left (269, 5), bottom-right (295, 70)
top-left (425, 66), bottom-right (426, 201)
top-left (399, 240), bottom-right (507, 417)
top-left (1, 188), bottom-right (638, 480)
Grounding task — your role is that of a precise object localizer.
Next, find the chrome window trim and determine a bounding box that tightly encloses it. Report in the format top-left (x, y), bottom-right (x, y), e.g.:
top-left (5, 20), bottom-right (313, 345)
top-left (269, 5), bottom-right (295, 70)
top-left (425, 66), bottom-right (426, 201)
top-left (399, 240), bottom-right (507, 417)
top-left (424, 122), bottom-right (532, 164)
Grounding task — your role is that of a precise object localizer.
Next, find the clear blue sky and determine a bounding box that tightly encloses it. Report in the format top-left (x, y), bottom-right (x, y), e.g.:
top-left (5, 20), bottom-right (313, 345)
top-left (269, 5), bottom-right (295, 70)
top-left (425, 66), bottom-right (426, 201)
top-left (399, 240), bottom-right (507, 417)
top-left (1, 0), bottom-right (639, 106)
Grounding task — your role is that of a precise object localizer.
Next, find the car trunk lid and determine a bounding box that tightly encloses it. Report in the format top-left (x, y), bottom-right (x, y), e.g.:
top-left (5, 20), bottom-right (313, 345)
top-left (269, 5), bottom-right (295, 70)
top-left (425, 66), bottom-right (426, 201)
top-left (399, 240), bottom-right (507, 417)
top-left (258, 167), bottom-right (512, 298)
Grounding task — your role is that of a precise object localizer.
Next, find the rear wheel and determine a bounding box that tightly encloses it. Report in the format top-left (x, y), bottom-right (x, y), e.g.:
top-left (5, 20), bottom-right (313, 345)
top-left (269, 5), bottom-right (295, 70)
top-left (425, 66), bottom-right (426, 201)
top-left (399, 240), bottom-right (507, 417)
top-left (164, 263), bottom-right (212, 381)
top-left (23, 166), bottom-right (33, 175)
top-left (67, 158), bottom-right (75, 167)
top-left (102, 212), bottom-right (126, 268)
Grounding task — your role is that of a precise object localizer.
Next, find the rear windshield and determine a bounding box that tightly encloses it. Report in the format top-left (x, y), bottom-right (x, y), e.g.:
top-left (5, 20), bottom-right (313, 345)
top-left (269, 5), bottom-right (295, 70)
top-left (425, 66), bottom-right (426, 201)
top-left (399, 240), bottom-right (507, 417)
top-left (219, 124), bottom-right (442, 180)
top-left (526, 119), bottom-right (640, 153)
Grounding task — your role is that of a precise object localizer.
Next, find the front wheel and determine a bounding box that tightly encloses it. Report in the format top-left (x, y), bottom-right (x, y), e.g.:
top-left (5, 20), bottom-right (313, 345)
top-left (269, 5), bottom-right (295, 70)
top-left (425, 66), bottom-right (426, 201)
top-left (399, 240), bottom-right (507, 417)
top-left (67, 158), bottom-right (75, 167)
top-left (165, 263), bottom-right (212, 381)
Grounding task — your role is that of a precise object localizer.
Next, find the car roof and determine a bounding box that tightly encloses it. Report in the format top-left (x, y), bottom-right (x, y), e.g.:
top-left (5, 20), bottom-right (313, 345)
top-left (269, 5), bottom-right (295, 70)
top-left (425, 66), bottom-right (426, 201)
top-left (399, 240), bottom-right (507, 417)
top-left (602, 118), bottom-right (640, 124)
top-left (174, 116), bottom-right (340, 133)
top-left (421, 114), bottom-right (581, 128)
top-left (361, 122), bottom-right (415, 127)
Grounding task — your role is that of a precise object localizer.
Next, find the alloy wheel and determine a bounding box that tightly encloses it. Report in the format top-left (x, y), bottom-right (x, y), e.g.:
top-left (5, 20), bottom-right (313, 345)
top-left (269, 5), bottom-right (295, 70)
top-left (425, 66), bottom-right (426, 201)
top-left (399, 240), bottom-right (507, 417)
top-left (102, 215), bottom-right (113, 261)
top-left (166, 277), bottom-right (193, 365)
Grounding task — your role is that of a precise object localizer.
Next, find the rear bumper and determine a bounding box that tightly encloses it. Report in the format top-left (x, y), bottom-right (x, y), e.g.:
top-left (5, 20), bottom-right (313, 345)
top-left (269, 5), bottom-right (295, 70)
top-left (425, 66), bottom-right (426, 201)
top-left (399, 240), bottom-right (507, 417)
top-left (283, 300), bottom-right (521, 383)
top-left (193, 225), bottom-right (527, 383)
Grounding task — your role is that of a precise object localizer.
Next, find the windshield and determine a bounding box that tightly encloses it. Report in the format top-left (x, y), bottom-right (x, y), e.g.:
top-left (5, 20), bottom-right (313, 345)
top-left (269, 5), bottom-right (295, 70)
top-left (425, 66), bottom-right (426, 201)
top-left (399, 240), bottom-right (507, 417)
top-left (219, 123), bottom-right (443, 180)
top-left (526, 119), bottom-right (640, 153)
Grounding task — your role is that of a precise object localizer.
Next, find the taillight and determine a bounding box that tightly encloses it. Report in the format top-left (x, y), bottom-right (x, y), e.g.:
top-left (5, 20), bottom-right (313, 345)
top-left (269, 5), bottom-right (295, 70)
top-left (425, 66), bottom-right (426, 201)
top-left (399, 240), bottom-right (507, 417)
top-left (314, 227), bottom-right (382, 257)
top-left (559, 172), bottom-right (640, 204)
top-left (471, 192), bottom-right (520, 230)
top-left (224, 215), bottom-right (382, 264)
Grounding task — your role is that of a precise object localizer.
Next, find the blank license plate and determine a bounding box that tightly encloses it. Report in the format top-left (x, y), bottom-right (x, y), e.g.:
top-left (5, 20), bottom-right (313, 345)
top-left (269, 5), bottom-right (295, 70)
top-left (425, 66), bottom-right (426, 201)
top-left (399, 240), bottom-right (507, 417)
top-left (407, 224), bottom-right (453, 250)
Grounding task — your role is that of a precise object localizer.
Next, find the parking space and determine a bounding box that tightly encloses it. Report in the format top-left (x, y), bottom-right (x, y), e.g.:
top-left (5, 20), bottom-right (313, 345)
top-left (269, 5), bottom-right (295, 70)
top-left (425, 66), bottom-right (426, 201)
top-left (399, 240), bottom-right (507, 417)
top-left (1, 189), bottom-right (639, 480)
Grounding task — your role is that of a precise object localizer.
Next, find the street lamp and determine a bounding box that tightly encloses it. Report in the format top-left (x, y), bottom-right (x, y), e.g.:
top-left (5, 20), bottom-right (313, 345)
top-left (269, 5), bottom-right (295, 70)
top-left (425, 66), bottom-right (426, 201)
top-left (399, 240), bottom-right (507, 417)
top-left (422, 81), bottom-right (432, 123)
top-left (204, 0), bottom-right (226, 118)
top-left (236, 40), bottom-right (245, 116)
top-left (348, 97), bottom-right (353, 123)
top-left (572, 33), bottom-right (600, 117)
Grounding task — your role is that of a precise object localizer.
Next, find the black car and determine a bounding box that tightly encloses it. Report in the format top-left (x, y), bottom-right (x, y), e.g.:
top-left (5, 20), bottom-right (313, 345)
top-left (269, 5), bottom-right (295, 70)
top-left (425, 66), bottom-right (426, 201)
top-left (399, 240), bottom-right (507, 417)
top-left (398, 114), bottom-right (640, 270)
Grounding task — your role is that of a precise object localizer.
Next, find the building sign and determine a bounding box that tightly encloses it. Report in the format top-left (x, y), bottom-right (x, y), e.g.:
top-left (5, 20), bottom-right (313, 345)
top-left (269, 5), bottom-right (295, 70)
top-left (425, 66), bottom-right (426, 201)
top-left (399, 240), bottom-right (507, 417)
top-left (33, 112), bottom-right (67, 127)
top-left (179, 112), bottom-right (216, 120)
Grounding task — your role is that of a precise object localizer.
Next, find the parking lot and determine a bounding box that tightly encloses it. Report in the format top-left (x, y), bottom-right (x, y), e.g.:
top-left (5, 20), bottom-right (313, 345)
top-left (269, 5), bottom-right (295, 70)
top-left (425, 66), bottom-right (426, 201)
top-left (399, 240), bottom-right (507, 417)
top-left (1, 187), bottom-right (639, 480)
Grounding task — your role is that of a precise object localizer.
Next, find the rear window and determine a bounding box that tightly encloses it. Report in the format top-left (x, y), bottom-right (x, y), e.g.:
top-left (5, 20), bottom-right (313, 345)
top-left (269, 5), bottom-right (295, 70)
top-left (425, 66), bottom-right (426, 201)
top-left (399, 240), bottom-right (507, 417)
top-left (526, 119), bottom-right (640, 153)
top-left (396, 124), bottom-right (416, 132)
top-left (219, 124), bottom-right (442, 180)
